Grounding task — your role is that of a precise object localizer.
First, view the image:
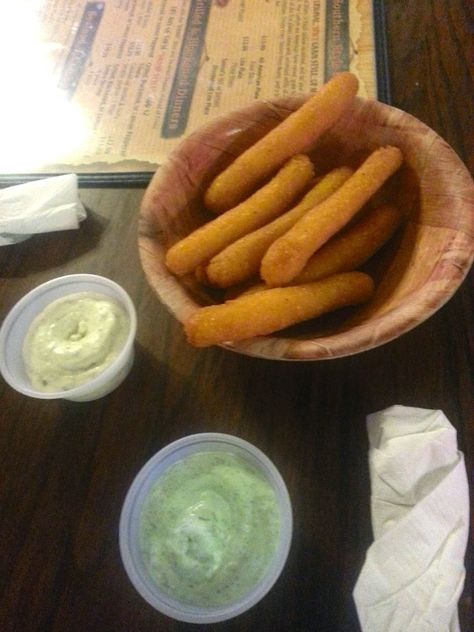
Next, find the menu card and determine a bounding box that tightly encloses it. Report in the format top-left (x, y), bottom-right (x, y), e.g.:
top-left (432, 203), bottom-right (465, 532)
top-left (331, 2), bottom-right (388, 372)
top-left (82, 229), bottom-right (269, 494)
top-left (0, 0), bottom-right (387, 185)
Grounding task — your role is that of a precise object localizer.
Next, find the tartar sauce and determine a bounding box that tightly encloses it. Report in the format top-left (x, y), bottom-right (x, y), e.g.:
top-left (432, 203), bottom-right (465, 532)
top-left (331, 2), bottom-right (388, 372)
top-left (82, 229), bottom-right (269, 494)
top-left (139, 451), bottom-right (281, 607)
top-left (23, 292), bottom-right (130, 392)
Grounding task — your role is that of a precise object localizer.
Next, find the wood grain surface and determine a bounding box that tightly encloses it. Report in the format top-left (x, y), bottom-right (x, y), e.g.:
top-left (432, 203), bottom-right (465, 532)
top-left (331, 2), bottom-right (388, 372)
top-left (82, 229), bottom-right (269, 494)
top-left (0, 2), bottom-right (473, 631)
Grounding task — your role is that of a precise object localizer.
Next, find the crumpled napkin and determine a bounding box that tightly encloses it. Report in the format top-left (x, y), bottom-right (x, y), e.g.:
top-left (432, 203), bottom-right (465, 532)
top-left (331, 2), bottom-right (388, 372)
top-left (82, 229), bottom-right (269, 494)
top-left (353, 405), bottom-right (469, 632)
top-left (0, 174), bottom-right (86, 245)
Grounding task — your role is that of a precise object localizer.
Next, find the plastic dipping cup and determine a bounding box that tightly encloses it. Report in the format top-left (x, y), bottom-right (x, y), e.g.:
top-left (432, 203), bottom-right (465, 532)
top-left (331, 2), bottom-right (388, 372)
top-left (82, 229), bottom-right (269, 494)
top-left (0, 274), bottom-right (137, 402)
top-left (119, 433), bottom-right (293, 623)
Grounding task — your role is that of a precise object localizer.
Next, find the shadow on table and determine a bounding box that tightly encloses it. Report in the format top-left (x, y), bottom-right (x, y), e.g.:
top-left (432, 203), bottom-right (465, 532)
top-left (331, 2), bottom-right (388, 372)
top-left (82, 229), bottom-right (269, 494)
top-left (0, 208), bottom-right (107, 277)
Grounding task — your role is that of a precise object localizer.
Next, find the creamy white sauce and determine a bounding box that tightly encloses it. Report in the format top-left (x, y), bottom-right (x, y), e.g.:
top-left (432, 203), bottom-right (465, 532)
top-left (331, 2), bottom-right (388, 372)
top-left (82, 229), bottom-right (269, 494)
top-left (139, 452), bottom-right (281, 607)
top-left (23, 292), bottom-right (130, 392)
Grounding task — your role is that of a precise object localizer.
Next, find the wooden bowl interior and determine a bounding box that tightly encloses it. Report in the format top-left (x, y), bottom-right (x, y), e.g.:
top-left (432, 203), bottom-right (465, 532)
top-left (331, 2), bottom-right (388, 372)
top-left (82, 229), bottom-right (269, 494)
top-left (139, 96), bottom-right (474, 360)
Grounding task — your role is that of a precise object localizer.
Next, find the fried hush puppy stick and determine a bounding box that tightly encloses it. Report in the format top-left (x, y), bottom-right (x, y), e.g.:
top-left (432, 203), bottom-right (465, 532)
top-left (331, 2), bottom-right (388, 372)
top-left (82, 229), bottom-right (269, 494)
top-left (204, 72), bottom-right (359, 214)
top-left (261, 146), bottom-right (403, 286)
top-left (165, 154), bottom-right (314, 276)
top-left (185, 271), bottom-right (374, 347)
top-left (205, 166), bottom-right (354, 288)
top-left (293, 204), bottom-right (402, 284)
top-left (229, 205), bottom-right (401, 296)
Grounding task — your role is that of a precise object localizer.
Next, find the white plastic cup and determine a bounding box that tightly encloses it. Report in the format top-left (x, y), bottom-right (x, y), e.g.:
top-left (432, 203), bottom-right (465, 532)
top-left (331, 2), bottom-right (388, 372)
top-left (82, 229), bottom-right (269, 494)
top-left (0, 274), bottom-right (137, 402)
top-left (119, 433), bottom-right (293, 624)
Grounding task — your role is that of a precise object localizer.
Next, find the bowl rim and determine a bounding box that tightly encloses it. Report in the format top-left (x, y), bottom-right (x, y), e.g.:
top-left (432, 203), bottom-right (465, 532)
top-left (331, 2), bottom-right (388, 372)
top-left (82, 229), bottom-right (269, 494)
top-left (139, 95), bottom-right (474, 360)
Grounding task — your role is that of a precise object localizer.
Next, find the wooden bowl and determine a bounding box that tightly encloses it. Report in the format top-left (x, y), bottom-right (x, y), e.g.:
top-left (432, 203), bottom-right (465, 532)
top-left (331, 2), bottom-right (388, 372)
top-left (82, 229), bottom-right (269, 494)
top-left (139, 96), bottom-right (474, 360)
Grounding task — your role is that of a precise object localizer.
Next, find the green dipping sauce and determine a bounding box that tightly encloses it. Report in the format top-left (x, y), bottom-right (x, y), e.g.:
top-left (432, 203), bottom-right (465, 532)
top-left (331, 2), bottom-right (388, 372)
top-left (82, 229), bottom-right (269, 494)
top-left (139, 451), bottom-right (281, 607)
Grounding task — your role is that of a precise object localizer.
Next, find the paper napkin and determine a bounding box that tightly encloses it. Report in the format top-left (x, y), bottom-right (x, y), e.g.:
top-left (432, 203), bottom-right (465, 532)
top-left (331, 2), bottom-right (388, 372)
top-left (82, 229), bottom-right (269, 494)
top-left (353, 405), bottom-right (469, 632)
top-left (0, 174), bottom-right (86, 246)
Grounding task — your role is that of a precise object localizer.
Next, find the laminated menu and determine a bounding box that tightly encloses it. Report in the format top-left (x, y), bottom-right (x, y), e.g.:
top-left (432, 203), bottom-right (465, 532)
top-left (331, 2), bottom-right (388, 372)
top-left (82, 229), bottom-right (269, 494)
top-left (0, 0), bottom-right (385, 184)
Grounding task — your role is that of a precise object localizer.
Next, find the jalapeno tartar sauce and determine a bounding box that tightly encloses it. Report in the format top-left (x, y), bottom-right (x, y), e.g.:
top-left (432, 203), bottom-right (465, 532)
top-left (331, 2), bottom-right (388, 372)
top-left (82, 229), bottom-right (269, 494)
top-left (23, 292), bottom-right (130, 392)
top-left (139, 451), bottom-right (281, 607)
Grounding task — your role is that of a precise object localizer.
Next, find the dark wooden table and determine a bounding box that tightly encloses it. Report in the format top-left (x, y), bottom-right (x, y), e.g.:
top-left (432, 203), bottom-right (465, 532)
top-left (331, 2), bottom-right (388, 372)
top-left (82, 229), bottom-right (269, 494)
top-left (1, 2), bottom-right (472, 630)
